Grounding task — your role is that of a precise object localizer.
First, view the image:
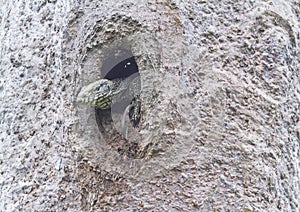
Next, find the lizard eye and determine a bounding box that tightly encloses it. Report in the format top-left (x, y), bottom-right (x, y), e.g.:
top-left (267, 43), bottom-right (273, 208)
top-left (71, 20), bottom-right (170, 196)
top-left (104, 85), bottom-right (110, 92)
top-left (98, 83), bottom-right (110, 92)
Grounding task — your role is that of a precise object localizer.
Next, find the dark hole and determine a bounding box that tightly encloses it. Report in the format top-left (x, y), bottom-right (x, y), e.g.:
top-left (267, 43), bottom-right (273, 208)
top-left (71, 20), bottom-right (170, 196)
top-left (95, 47), bottom-right (141, 154)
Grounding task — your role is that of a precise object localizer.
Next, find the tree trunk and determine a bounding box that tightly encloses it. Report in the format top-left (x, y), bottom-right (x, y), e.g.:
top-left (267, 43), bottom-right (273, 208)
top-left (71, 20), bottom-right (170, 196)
top-left (0, 0), bottom-right (299, 211)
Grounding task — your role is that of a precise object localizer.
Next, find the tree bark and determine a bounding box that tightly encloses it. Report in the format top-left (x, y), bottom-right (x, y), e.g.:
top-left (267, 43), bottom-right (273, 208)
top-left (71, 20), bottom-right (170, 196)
top-left (0, 0), bottom-right (299, 211)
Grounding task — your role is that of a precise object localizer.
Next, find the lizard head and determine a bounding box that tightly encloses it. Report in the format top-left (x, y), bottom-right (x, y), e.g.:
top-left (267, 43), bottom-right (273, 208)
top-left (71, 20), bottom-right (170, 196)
top-left (77, 79), bottom-right (114, 109)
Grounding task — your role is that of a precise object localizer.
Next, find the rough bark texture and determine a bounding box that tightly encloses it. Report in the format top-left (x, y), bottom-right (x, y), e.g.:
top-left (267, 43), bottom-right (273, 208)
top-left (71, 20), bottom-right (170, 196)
top-left (0, 0), bottom-right (299, 211)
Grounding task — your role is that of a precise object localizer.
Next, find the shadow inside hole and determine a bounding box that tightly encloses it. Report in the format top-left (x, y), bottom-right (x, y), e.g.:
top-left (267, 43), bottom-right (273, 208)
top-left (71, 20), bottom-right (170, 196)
top-left (95, 47), bottom-right (142, 158)
top-left (102, 49), bottom-right (139, 80)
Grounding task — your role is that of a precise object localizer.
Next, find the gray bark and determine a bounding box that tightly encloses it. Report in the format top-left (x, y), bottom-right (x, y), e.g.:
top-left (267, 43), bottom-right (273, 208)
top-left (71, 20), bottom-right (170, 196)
top-left (0, 0), bottom-right (299, 211)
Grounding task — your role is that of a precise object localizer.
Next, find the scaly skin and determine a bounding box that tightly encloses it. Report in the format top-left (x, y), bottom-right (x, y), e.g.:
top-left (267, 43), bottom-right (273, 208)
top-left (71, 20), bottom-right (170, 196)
top-left (77, 77), bottom-right (141, 127)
